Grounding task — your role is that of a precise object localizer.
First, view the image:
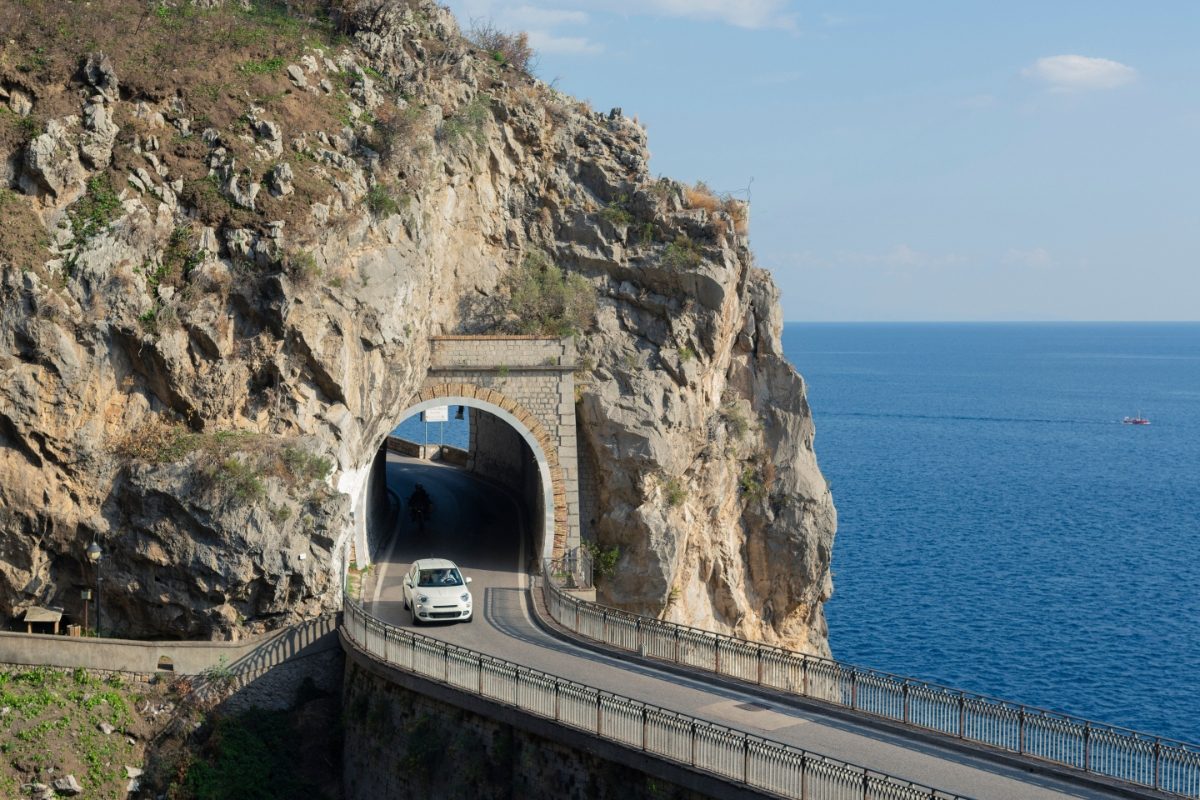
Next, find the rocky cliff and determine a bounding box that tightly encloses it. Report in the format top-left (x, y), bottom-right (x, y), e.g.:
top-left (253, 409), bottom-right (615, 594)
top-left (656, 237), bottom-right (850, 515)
top-left (0, 0), bottom-right (835, 652)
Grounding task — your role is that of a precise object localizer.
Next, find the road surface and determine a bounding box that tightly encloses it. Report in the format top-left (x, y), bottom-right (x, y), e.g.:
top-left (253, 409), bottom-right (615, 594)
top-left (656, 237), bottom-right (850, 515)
top-left (365, 454), bottom-right (1145, 800)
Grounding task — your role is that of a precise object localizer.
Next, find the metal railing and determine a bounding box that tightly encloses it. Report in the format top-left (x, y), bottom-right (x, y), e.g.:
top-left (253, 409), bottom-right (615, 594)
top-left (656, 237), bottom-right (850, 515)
top-left (341, 595), bottom-right (970, 800)
top-left (541, 567), bottom-right (1200, 799)
top-left (546, 545), bottom-right (594, 591)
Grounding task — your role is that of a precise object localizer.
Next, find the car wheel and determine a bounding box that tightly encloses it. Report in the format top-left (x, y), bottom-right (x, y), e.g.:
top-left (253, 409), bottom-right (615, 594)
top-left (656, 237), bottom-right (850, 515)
top-left (410, 606), bottom-right (420, 626)
top-left (403, 596), bottom-right (409, 611)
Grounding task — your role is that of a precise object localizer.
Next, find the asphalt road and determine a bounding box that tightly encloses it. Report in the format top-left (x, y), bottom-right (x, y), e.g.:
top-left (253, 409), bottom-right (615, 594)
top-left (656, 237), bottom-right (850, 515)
top-left (366, 454), bottom-right (1142, 800)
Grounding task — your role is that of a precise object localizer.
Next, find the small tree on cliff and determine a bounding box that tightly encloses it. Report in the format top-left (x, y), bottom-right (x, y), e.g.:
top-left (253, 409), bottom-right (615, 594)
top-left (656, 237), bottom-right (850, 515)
top-left (498, 251), bottom-right (596, 337)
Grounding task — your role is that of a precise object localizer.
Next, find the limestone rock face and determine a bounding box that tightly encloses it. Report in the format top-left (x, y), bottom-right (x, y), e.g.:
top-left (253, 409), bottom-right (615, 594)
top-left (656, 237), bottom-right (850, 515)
top-left (0, 0), bottom-right (835, 651)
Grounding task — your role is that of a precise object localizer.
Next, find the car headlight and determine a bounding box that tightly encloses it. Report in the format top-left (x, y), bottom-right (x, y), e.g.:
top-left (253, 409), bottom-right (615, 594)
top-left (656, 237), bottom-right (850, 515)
top-left (417, 595), bottom-right (430, 604)
top-left (460, 593), bottom-right (471, 603)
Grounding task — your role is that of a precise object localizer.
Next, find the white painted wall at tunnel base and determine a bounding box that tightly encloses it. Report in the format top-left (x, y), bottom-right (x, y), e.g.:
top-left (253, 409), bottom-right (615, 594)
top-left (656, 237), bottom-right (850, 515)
top-left (365, 396), bottom-right (557, 570)
top-left (334, 461), bottom-right (373, 578)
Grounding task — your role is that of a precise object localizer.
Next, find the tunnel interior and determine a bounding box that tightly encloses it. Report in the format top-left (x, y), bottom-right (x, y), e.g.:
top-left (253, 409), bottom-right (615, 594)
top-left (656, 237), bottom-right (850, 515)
top-left (360, 401), bottom-right (547, 583)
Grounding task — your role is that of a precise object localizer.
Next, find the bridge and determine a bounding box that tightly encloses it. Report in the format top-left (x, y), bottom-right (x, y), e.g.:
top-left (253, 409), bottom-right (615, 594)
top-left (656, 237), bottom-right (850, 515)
top-left (338, 336), bottom-right (1200, 799)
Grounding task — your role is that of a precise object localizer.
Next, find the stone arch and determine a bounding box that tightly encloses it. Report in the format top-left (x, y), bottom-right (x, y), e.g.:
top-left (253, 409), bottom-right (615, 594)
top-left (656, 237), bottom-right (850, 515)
top-left (364, 383), bottom-right (568, 567)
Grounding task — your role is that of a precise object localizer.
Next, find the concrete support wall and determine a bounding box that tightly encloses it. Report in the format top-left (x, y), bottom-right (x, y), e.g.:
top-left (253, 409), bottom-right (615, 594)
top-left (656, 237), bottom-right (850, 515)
top-left (342, 647), bottom-right (756, 800)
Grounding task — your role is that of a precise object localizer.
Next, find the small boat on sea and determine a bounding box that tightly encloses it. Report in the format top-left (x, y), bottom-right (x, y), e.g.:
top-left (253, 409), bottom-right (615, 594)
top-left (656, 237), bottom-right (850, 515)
top-left (1122, 413), bottom-right (1150, 425)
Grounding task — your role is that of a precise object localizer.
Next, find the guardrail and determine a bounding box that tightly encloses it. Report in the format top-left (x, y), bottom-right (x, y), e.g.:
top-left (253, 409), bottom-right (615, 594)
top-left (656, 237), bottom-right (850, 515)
top-left (541, 567), bottom-right (1200, 799)
top-left (341, 595), bottom-right (970, 800)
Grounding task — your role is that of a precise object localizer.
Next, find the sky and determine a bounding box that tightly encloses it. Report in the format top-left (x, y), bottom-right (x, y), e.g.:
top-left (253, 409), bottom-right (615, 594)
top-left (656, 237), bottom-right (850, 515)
top-left (442, 1), bottom-right (1200, 321)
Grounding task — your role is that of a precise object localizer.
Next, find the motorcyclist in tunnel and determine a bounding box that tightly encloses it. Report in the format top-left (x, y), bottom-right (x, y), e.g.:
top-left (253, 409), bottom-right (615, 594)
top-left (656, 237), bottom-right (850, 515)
top-left (408, 483), bottom-right (433, 527)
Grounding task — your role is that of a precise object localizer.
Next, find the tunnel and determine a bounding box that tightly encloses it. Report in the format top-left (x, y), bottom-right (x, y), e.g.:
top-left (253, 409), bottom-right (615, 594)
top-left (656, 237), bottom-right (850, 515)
top-left (354, 394), bottom-right (556, 621)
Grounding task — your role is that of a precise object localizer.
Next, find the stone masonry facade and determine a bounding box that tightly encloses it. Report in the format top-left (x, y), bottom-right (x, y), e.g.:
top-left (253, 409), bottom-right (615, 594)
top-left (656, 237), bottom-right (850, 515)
top-left (419, 336), bottom-right (579, 557)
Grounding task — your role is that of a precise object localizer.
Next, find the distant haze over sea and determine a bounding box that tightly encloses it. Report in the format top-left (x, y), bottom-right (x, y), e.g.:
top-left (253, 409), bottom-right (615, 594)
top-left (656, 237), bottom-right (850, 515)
top-left (784, 322), bottom-right (1200, 742)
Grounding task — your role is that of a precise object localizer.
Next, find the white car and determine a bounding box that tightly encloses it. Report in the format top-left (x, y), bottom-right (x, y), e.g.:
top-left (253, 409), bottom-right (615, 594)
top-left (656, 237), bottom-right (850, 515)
top-left (402, 558), bottom-right (473, 624)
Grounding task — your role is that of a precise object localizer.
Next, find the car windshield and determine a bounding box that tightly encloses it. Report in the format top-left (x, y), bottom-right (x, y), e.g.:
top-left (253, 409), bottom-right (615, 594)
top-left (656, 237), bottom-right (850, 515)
top-left (418, 568), bottom-right (463, 587)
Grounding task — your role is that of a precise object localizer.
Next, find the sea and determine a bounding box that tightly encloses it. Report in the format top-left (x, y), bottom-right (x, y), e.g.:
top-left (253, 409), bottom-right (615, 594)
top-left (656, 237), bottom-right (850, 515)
top-left (783, 323), bottom-right (1200, 743)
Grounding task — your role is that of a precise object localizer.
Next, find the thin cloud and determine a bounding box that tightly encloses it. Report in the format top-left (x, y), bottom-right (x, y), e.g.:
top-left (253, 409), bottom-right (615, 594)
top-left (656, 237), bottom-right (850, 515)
top-left (527, 30), bottom-right (604, 55)
top-left (452, 0), bottom-right (796, 30)
top-left (1022, 55), bottom-right (1137, 92)
top-left (607, 0), bottom-right (796, 29)
top-left (505, 5), bottom-right (589, 27)
top-left (1003, 247), bottom-right (1055, 269)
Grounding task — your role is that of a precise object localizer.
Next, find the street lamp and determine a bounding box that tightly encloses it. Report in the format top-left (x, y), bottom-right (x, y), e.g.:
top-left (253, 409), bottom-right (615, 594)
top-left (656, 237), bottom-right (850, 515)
top-left (85, 541), bottom-right (102, 636)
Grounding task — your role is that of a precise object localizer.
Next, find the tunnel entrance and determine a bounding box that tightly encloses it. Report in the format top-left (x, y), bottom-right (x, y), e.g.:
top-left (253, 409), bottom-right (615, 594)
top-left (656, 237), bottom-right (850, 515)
top-left (338, 337), bottom-right (581, 596)
top-left (362, 394), bottom-right (560, 579)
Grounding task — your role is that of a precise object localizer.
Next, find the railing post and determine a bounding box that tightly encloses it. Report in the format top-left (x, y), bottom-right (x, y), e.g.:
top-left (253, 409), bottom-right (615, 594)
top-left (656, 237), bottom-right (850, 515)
top-left (1153, 738), bottom-right (1161, 790)
top-left (756, 648), bottom-right (763, 685)
top-left (715, 638), bottom-right (721, 675)
top-left (674, 628), bottom-right (680, 664)
top-left (642, 707), bottom-right (648, 751)
top-left (1083, 723), bottom-right (1091, 772)
top-left (636, 618), bottom-right (642, 654)
top-left (603, 610), bottom-right (608, 642)
top-left (1018, 708), bottom-right (1026, 754)
top-left (802, 656), bottom-right (809, 697)
top-left (596, 692), bottom-right (602, 733)
top-left (861, 771), bottom-right (869, 800)
top-left (477, 655), bottom-right (483, 695)
top-left (690, 722), bottom-right (697, 767)
top-left (902, 682), bottom-right (910, 724)
top-left (958, 694), bottom-right (966, 738)
top-left (800, 753), bottom-right (807, 800)
top-left (554, 681), bottom-right (560, 721)
top-left (850, 670), bottom-right (858, 710)
top-left (743, 737), bottom-right (750, 783)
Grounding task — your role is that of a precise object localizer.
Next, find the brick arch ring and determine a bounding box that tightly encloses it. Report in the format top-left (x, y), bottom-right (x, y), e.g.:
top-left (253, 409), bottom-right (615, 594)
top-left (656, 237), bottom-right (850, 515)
top-left (402, 384), bottom-right (567, 563)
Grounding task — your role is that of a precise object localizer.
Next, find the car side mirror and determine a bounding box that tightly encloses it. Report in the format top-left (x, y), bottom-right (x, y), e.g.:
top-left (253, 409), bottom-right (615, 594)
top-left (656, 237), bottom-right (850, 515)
top-left (465, 577), bottom-right (473, 584)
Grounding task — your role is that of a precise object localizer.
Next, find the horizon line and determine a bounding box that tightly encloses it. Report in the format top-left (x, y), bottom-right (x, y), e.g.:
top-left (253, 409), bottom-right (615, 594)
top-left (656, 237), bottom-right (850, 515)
top-left (784, 319), bottom-right (1200, 325)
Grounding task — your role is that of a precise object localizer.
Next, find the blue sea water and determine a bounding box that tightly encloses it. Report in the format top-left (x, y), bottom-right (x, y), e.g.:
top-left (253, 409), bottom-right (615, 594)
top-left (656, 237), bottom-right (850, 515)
top-left (393, 408), bottom-right (471, 449)
top-left (782, 323), bottom-right (1200, 743)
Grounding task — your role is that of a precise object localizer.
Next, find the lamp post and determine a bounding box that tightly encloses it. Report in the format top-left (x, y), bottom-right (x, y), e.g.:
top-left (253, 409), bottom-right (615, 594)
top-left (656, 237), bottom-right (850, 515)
top-left (80, 588), bottom-right (92, 634)
top-left (86, 541), bottom-right (102, 636)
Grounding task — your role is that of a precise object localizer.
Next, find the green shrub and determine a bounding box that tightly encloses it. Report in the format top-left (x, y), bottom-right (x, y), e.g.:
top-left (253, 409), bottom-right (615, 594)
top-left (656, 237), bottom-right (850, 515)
top-left (67, 174), bottom-right (122, 270)
top-left (497, 250), bottom-right (596, 337)
top-left (663, 235), bottom-right (703, 269)
top-left (281, 447), bottom-right (332, 482)
top-left (182, 711), bottom-right (317, 800)
top-left (437, 95), bottom-right (491, 148)
top-left (238, 56), bottom-right (286, 75)
top-left (284, 250), bottom-right (321, 285)
top-left (722, 403), bottom-right (749, 438)
top-left (663, 477), bottom-right (687, 508)
top-left (207, 457), bottom-right (266, 505)
top-left (583, 540), bottom-right (620, 579)
top-left (467, 22), bottom-right (535, 73)
top-left (599, 196), bottom-right (633, 226)
top-left (739, 466), bottom-right (766, 501)
top-left (365, 184), bottom-right (401, 218)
